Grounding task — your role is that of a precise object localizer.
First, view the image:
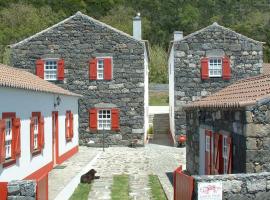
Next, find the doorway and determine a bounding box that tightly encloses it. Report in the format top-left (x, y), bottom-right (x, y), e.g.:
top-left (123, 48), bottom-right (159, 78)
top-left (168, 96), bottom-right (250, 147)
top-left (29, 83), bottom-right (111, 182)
top-left (52, 111), bottom-right (58, 166)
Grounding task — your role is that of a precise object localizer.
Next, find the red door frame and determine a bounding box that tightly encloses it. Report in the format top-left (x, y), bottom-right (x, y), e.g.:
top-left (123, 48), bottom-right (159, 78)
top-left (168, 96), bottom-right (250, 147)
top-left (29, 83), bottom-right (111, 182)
top-left (205, 130), bottom-right (212, 175)
top-left (52, 111), bottom-right (59, 166)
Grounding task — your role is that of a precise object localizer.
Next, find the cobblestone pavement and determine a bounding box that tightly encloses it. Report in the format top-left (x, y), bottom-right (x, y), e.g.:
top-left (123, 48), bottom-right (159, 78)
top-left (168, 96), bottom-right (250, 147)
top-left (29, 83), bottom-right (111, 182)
top-left (87, 140), bottom-right (186, 200)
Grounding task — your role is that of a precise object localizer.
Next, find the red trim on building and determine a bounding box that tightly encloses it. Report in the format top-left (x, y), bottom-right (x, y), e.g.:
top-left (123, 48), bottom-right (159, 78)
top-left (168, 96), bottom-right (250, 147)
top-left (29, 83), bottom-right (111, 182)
top-left (2, 112), bottom-right (16, 119)
top-left (0, 182), bottom-right (7, 200)
top-left (57, 145), bottom-right (78, 165)
top-left (24, 161), bottom-right (53, 181)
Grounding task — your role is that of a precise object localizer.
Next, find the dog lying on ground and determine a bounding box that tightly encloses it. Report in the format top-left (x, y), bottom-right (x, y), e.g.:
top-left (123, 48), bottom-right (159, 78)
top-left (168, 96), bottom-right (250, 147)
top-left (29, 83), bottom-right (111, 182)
top-left (80, 169), bottom-right (100, 184)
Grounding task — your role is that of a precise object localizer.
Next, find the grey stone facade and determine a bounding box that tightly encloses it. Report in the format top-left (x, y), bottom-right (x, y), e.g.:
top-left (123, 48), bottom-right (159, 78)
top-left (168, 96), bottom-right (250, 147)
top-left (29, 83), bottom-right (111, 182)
top-left (8, 180), bottom-right (36, 200)
top-left (186, 98), bottom-right (270, 175)
top-left (192, 172), bottom-right (270, 200)
top-left (10, 12), bottom-right (147, 146)
top-left (170, 23), bottom-right (263, 137)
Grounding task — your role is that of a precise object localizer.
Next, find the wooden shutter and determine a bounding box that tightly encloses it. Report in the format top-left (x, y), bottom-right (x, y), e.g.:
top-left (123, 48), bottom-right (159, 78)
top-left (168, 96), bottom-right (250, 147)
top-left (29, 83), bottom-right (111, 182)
top-left (89, 58), bottom-right (97, 80)
top-left (104, 58), bottom-right (112, 80)
top-left (12, 118), bottom-right (21, 158)
top-left (111, 108), bottom-right (119, 131)
top-left (65, 112), bottom-right (69, 140)
top-left (213, 134), bottom-right (223, 174)
top-left (70, 112), bottom-right (74, 138)
top-left (36, 59), bottom-right (44, 79)
top-left (222, 57), bottom-right (231, 80)
top-left (57, 59), bottom-right (65, 81)
top-left (227, 136), bottom-right (232, 174)
top-left (201, 57), bottom-right (209, 80)
top-left (0, 120), bottom-right (6, 163)
top-left (218, 135), bottom-right (224, 174)
top-left (89, 109), bottom-right (97, 130)
top-left (38, 116), bottom-right (45, 150)
top-left (30, 117), bottom-right (35, 153)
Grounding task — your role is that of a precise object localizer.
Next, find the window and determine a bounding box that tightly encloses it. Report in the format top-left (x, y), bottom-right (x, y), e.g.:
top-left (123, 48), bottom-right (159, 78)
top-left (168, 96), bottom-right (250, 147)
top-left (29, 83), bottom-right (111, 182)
top-left (206, 135), bottom-right (210, 152)
top-left (44, 60), bottom-right (57, 80)
top-left (98, 110), bottom-right (111, 130)
top-left (97, 59), bottom-right (104, 80)
top-left (223, 136), bottom-right (228, 174)
top-left (65, 111), bottom-right (74, 141)
top-left (33, 116), bottom-right (39, 150)
top-left (5, 118), bottom-right (12, 160)
top-left (209, 58), bottom-right (222, 77)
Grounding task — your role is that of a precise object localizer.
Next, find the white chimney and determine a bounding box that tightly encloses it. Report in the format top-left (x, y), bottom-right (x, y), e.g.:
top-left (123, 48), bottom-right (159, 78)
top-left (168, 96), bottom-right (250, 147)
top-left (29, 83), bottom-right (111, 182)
top-left (133, 13), bottom-right (142, 40)
top-left (174, 31), bottom-right (183, 41)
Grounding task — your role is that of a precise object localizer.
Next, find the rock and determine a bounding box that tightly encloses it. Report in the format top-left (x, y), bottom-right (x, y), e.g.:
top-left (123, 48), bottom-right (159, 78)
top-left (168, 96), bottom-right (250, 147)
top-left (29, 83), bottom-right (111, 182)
top-left (247, 179), bottom-right (266, 193)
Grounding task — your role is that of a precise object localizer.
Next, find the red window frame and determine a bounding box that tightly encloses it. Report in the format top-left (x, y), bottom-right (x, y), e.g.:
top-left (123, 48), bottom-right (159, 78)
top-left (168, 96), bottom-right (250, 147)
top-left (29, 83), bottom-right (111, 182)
top-left (2, 112), bottom-right (16, 168)
top-left (65, 111), bottom-right (73, 142)
top-left (31, 112), bottom-right (42, 156)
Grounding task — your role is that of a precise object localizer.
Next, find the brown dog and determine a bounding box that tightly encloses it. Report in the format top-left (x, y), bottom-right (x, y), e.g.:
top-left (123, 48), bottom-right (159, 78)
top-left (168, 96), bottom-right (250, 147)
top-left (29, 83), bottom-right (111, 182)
top-left (80, 169), bottom-right (100, 184)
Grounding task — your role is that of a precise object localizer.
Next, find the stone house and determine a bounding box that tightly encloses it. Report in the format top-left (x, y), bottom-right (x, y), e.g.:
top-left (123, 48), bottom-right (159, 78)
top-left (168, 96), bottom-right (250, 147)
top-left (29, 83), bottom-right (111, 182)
top-left (9, 12), bottom-right (149, 146)
top-left (184, 74), bottom-right (270, 176)
top-left (168, 22), bottom-right (264, 144)
top-left (0, 64), bottom-right (80, 199)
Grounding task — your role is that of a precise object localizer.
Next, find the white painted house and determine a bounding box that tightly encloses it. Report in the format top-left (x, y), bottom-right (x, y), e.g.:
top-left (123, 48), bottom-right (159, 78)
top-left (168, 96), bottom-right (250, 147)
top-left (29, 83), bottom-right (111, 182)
top-left (0, 64), bottom-right (81, 199)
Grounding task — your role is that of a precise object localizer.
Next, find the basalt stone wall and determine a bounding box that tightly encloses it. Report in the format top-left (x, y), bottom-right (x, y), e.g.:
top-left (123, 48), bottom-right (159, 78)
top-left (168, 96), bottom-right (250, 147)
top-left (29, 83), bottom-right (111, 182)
top-left (174, 23), bottom-right (263, 136)
top-left (186, 98), bottom-right (270, 175)
top-left (192, 172), bottom-right (270, 200)
top-left (8, 180), bottom-right (36, 200)
top-left (10, 12), bottom-right (145, 146)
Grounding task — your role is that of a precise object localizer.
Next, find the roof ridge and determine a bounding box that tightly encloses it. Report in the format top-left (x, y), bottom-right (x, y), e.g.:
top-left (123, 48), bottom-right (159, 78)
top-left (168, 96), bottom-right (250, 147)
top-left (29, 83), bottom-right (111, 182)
top-left (10, 11), bottom-right (143, 48)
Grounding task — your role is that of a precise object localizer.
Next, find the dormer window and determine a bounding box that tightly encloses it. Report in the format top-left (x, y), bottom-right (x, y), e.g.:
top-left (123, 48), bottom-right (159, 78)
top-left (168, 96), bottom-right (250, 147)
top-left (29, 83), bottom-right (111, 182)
top-left (209, 58), bottom-right (222, 77)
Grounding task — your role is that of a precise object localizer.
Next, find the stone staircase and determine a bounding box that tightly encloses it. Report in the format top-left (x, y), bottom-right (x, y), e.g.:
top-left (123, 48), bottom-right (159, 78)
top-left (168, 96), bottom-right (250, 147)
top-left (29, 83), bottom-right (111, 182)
top-left (153, 113), bottom-right (169, 135)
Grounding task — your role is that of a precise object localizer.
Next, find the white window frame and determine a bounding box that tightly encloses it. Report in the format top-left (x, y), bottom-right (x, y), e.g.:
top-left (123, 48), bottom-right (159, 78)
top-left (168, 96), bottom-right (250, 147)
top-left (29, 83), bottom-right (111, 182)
top-left (209, 57), bottom-right (222, 77)
top-left (223, 136), bottom-right (228, 174)
top-left (97, 58), bottom-right (104, 80)
top-left (97, 109), bottom-right (111, 130)
top-left (44, 59), bottom-right (58, 81)
top-left (5, 118), bottom-right (12, 160)
top-left (33, 116), bottom-right (39, 150)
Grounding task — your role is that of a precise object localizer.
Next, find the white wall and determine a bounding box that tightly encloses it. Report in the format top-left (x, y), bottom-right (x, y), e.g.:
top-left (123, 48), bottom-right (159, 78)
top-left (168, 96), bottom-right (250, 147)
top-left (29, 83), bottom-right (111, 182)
top-left (169, 46), bottom-right (175, 143)
top-left (144, 47), bottom-right (149, 142)
top-left (0, 87), bottom-right (78, 182)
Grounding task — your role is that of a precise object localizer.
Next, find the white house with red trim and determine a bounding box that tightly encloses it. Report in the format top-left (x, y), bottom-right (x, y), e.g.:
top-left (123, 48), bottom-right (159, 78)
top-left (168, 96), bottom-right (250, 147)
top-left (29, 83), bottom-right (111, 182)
top-left (0, 64), bottom-right (81, 199)
top-left (168, 22), bottom-right (263, 144)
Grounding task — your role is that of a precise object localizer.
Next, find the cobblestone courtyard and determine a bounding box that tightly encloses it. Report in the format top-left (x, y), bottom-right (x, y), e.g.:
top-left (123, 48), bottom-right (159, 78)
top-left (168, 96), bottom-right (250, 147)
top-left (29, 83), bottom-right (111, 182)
top-left (88, 140), bottom-right (186, 200)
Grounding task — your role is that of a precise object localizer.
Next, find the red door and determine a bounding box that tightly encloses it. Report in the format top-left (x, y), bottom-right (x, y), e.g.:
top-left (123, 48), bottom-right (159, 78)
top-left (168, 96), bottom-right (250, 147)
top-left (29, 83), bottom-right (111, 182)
top-left (52, 112), bottom-right (58, 166)
top-left (205, 130), bottom-right (212, 175)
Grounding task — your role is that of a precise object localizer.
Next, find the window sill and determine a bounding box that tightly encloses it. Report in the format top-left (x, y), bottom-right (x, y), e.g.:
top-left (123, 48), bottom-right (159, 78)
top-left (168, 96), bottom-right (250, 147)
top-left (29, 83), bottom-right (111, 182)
top-left (32, 150), bottom-right (42, 157)
top-left (3, 159), bottom-right (16, 168)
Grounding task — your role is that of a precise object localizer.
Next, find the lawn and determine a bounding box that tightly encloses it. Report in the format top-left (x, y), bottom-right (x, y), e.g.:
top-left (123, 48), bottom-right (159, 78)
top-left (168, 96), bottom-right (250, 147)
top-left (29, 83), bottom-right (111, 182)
top-left (149, 175), bottom-right (167, 200)
top-left (111, 174), bottom-right (129, 200)
top-left (69, 183), bottom-right (91, 200)
top-left (149, 91), bottom-right (169, 106)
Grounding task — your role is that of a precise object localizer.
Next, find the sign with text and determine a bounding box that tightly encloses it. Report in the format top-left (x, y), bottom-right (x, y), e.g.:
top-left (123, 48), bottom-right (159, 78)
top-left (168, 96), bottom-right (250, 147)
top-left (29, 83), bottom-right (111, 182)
top-left (198, 182), bottom-right (222, 200)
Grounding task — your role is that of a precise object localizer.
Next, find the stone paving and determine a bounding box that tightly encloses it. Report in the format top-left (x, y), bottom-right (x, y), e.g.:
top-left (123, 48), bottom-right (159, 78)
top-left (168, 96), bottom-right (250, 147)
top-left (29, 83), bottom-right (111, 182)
top-left (87, 135), bottom-right (186, 200)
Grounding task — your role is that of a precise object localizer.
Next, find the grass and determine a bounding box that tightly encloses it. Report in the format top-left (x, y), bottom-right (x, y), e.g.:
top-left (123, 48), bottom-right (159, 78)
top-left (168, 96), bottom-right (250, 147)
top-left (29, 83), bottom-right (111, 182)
top-left (69, 183), bottom-right (92, 200)
top-left (149, 91), bottom-right (169, 106)
top-left (149, 175), bottom-right (167, 200)
top-left (111, 174), bottom-right (130, 200)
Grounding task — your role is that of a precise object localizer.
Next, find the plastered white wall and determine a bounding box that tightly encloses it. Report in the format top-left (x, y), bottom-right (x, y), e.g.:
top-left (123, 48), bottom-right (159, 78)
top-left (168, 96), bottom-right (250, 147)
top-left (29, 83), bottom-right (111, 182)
top-left (169, 46), bottom-right (175, 142)
top-left (0, 87), bottom-right (78, 181)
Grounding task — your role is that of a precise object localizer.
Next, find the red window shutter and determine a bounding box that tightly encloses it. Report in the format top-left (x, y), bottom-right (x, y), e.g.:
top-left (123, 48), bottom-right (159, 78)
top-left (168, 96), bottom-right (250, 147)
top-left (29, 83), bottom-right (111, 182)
top-left (30, 117), bottom-right (35, 153)
top-left (104, 58), bottom-right (112, 80)
top-left (201, 57), bottom-right (209, 80)
top-left (12, 118), bottom-right (21, 158)
top-left (222, 57), bottom-right (231, 80)
top-left (89, 58), bottom-right (97, 80)
top-left (65, 112), bottom-right (69, 140)
top-left (38, 116), bottom-right (45, 150)
top-left (213, 133), bottom-right (219, 174)
top-left (111, 108), bottom-right (120, 131)
top-left (57, 59), bottom-right (65, 81)
top-left (227, 136), bottom-right (232, 174)
top-left (70, 112), bottom-right (74, 138)
top-left (36, 59), bottom-right (44, 79)
top-left (89, 109), bottom-right (97, 130)
top-left (218, 134), bottom-right (224, 174)
top-left (0, 120), bottom-right (6, 163)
